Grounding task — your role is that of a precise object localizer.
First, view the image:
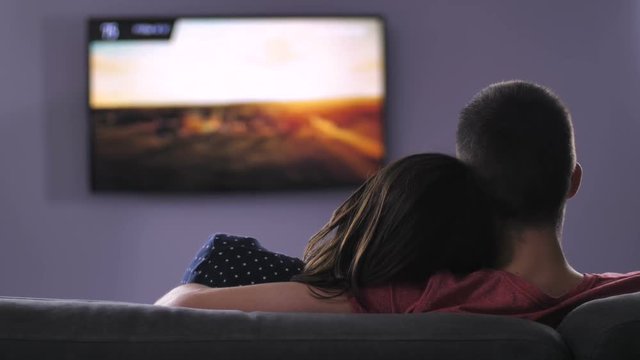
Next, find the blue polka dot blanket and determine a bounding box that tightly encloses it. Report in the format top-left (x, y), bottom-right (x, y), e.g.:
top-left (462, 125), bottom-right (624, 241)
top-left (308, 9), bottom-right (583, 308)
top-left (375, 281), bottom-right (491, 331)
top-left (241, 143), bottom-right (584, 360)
top-left (182, 233), bottom-right (305, 287)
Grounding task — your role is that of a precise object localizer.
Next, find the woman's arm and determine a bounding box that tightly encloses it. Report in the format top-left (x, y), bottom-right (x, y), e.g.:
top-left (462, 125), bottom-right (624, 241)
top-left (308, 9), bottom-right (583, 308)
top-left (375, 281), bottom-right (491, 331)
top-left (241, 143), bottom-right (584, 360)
top-left (154, 282), bottom-right (353, 313)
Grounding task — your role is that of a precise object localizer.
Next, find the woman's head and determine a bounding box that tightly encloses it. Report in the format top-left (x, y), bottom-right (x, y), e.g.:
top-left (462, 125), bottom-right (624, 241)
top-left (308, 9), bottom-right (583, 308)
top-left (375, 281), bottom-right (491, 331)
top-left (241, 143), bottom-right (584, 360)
top-left (293, 153), bottom-right (500, 297)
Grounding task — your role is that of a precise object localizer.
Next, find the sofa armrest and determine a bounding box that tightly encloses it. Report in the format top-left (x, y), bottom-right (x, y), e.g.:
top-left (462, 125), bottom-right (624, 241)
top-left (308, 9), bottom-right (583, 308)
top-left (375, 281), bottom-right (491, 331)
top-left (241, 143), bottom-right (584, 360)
top-left (558, 291), bottom-right (640, 360)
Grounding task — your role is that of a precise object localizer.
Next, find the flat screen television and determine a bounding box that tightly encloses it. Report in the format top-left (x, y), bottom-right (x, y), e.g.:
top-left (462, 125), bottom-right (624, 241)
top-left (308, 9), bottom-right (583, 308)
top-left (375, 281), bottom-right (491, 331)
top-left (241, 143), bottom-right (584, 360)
top-left (88, 16), bottom-right (386, 192)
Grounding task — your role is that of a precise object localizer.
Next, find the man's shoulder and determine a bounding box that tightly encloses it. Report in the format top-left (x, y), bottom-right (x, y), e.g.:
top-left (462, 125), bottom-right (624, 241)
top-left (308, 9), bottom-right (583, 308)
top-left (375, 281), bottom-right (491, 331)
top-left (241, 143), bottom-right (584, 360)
top-left (584, 271), bottom-right (640, 293)
top-left (589, 270), bottom-right (640, 281)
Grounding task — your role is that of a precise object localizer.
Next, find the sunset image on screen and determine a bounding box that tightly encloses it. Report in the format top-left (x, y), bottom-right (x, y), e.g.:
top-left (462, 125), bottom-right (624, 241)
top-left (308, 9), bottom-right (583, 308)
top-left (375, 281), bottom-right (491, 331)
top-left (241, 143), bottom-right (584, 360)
top-left (89, 18), bottom-right (385, 192)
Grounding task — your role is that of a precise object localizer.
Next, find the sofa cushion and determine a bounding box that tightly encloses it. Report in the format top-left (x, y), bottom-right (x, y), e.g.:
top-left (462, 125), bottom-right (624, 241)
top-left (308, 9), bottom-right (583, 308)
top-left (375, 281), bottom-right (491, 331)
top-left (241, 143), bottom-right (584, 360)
top-left (558, 291), bottom-right (640, 360)
top-left (0, 296), bottom-right (569, 360)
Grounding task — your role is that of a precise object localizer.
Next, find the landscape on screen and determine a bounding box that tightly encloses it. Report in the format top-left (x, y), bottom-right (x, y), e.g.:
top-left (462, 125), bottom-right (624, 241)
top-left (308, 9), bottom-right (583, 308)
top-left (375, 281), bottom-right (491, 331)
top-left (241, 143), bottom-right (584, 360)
top-left (89, 18), bottom-right (385, 192)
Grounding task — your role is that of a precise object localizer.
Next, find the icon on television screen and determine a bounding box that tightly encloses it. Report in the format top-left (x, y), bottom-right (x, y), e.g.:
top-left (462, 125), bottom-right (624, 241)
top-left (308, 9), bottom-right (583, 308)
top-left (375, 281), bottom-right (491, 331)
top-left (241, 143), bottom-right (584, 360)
top-left (99, 22), bottom-right (120, 40)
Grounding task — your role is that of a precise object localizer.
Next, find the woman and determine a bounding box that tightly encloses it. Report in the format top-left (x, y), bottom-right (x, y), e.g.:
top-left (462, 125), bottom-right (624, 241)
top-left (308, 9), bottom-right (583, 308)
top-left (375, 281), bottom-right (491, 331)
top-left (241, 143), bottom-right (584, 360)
top-left (155, 153), bottom-right (499, 312)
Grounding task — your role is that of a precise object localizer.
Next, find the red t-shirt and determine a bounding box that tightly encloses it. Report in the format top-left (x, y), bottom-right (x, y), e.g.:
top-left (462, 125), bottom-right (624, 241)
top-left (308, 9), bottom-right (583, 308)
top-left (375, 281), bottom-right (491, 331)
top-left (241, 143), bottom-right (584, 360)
top-left (349, 269), bottom-right (640, 327)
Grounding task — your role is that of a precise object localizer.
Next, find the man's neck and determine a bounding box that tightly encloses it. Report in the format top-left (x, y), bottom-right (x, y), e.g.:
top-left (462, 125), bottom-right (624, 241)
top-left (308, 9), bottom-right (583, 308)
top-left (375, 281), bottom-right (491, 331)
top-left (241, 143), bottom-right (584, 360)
top-left (500, 226), bottom-right (583, 298)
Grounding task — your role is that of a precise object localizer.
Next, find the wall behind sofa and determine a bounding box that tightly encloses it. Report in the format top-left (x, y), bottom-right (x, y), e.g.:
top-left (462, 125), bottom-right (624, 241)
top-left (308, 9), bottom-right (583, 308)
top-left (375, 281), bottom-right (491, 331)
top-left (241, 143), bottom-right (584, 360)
top-left (1, 0), bottom-right (638, 303)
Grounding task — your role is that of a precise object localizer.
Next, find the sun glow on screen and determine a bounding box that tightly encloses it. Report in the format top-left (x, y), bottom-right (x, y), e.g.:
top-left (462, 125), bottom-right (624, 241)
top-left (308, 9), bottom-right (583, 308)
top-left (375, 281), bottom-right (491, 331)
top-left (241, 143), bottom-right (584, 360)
top-left (90, 18), bottom-right (384, 108)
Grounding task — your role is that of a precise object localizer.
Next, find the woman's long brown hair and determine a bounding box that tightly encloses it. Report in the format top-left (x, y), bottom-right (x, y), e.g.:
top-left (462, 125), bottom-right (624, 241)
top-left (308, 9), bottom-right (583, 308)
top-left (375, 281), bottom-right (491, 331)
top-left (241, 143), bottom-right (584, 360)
top-left (291, 153), bottom-right (499, 299)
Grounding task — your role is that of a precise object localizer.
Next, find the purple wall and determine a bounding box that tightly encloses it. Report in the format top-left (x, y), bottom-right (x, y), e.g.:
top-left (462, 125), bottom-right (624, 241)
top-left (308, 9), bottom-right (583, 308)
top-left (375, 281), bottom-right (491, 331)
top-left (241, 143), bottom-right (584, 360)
top-left (0, 0), bottom-right (638, 303)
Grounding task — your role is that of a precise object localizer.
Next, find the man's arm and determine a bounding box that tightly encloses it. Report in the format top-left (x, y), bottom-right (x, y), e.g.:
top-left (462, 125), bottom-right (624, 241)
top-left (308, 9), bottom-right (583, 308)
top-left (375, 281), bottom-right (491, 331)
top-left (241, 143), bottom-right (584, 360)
top-left (154, 282), bottom-right (353, 313)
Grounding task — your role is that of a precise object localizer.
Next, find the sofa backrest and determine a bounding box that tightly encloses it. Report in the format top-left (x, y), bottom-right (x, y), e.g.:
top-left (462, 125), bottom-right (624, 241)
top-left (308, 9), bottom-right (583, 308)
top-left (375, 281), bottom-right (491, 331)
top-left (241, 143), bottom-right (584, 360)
top-left (0, 296), bottom-right (570, 360)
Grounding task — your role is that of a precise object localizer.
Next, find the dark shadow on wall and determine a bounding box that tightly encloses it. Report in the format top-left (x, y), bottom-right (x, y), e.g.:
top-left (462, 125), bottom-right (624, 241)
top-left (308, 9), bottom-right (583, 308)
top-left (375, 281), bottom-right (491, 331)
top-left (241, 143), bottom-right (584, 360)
top-left (41, 16), bottom-right (89, 202)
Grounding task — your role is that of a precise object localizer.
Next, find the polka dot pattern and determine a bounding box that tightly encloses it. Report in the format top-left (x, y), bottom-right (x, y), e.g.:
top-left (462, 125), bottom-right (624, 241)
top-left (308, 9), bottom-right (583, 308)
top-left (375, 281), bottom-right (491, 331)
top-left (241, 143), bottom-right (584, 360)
top-left (181, 233), bottom-right (304, 287)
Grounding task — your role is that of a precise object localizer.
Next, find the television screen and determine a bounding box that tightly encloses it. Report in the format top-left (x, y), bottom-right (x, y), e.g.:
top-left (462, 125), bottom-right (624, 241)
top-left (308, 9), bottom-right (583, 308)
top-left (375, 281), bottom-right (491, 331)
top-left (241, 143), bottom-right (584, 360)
top-left (88, 17), bottom-right (386, 192)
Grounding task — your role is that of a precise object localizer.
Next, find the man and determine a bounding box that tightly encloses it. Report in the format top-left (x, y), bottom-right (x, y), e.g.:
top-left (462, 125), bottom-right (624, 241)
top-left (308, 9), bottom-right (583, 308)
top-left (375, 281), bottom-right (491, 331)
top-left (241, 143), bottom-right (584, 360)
top-left (435, 80), bottom-right (640, 326)
top-left (456, 80), bottom-right (584, 298)
top-left (157, 81), bottom-right (640, 327)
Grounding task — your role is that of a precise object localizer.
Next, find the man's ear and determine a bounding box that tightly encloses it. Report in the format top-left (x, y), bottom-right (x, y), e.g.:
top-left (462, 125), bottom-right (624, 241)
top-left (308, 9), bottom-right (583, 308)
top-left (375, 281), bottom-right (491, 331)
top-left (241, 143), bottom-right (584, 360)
top-left (567, 163), bottom-right (582, 199)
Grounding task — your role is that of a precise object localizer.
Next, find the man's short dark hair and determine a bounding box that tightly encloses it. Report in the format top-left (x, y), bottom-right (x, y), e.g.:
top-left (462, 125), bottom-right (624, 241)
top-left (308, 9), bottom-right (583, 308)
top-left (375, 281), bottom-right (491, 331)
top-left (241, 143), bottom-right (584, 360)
top-left (456, 80), bottom-right (576, 225)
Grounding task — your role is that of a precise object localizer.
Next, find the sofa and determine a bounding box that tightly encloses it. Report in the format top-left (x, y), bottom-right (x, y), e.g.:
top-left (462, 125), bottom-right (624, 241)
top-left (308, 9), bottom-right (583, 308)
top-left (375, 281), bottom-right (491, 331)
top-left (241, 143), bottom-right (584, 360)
top-left (0, 292), bottom-right (638, 360)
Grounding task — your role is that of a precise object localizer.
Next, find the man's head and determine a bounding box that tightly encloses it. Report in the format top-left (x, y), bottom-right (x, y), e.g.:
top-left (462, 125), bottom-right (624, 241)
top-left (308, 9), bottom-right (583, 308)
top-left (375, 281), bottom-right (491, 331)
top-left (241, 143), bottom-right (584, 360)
top-left (456, 80), bottom-right (580, 229)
